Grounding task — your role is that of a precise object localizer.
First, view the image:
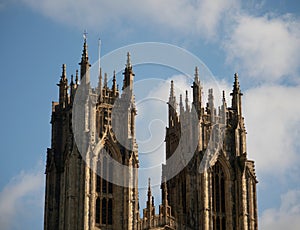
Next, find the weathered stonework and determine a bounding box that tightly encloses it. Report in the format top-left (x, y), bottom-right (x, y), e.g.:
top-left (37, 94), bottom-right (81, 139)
top-left (44, 39), bottom-right (258, 230)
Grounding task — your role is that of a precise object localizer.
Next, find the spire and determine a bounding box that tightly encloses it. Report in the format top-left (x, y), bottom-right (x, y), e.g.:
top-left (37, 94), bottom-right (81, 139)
top-left (70, 74), bottom-right (74, 85)
top-left (104, 73), bottom-right (108, 88)
top-left (170, 80), bottom-right (175, 98)
top-left (222, 90), bottom-right (227, 110)
top-left (233, 72), bottom-right (240, 92)
top-left (146, 178), bottom-right (155, 218)
top-left (168, 80), bottom-right (176, 108)
top-left (79, 32), bottom-right (91, 83)
top-left (194, 66), bottom-right (199, 83)
top-left (57, 64), bottom-right (68, 108)
top-left (179, 94), bottom-right (184, 115)
top-left (147, 178), bottom-right (152, 198)
top-left (162, 177), bottom-right (168, 206)
top-left (230, 72), bottom-right (243, 116)
top-left (75, 70), bottom-right (79, 85)
top-left (70, 74), bottom-right (77, 104)
top-left (168, 80), bottom-right (178, 128)
top-left (122, 52), bottom-right (135, 91)
top-left (221, 90), bottom-right (227, 124)
top-left (126, 52), bottom-right (131, 68)
top-left (62, 64), bottom-right (67, 80)
top-left (112, 70), bottom-right (117, 95)
top-left (192, 66), bottom-right (202, 118)
top-left (81, 31), bottom-right (88, 61)
top-left (208, 88), bottom-right (215, 122)
top-left (185, 90), bottom-right (190, 112)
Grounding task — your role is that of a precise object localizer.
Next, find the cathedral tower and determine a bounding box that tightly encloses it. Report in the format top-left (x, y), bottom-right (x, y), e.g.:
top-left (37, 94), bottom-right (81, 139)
top-left (163, 70), bottom-right (258, 230)
top-left (44, 39), bottom-right (258, 230)
top-left (44, 38), bottom-right (139, 230)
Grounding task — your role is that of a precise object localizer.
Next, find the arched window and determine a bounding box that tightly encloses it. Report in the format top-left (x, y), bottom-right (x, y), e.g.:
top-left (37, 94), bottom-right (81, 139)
top-left (102, 147), bottom-right (113, 194)
top-left (212, 162), bottom-right (226, 230)
top-left (95, 197), bottom-right (100, 224)
top-left (96, 160), bottom-right (101, 192)
top-left (108, 199), bottom-right (113, 225)
top-left (95, 145), bottom-right (114, 227)
top-left (102, 198), bottom-right (107, 225)
top-left (100, 198), bottom-right (113, 225)
top-left (102, 156), bottom-right (107, 193)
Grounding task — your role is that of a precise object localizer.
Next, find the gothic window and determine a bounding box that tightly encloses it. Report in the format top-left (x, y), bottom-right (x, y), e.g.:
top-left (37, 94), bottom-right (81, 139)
top-left (108, 199), bottom-right (113, 225)
top-left (96, 174), bottom-right (101, 192)
top-left (95, 145), bottom-right (114, 227)
top-left (101, 198), bottom-right (113, 225)
top-left (96, 197), bottom-right (100, 224)
top-left (212, 162), bottom-right (226, 230)
top-left (102, 154), bottom-right (113, 194)
top-left (102, 156), bottom-right (107, 193)
top-left (102, 198), bottom-right (107, 224)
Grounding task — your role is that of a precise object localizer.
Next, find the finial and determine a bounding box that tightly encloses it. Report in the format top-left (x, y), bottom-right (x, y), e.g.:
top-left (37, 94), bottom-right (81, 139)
top-left (104, 73), bottom-right (108, 88)
top-left (62, 64), bottom-right (66, 79)
top-left (170, 80), bottom-right (175, 98)
top-left (234, 72), bottom-right (239, 89)
top-left (83, 30), bottom-right (88, 42)
top-left (222, 90), bottom-right (226, 101)
top-left (185, 90), bottom-right (190, 111)
top-left (81, 31), bottom-right (89, 61)
top-left (162, 176), bottom-right (168, 205)
top-left (112, 70), bottom-right (117, 92)
top-left (234, 72), bottom-right (238, 81)
top-left (147, 177), bottom-right (152, 197)
top-left (126, 52), bottom-right (131, 68)
top-left (70, 74), bottom-right (74, 84)
top-left (194, 66), bottom-right (199, 83)
top-left (75, 70), bottom-right (79, 85)
top-left (179, 94), bottom-right (184, 111)
top-left (208, 88), bottom-right (214, 105)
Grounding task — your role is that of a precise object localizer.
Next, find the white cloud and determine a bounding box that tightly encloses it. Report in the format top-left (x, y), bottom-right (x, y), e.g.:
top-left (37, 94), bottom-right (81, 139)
top-left (20, 0), bottom-right (237, 39)
top-left (224, 13), bottom-right (300, 82)
top-left (244, 84), bottom-right (300, 175)
top-left (0, 163), bottom-right (44, 230)
top-left (260, 189), bottom-right (300, 230)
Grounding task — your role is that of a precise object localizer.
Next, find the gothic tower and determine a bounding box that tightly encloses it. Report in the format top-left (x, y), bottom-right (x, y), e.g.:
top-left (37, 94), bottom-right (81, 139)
top-left (44, 38), bottom-right (139, 230)
top-left (163, 69), bottom-right (258, 230)
top-left (44, 38), bottom-right (258, 230)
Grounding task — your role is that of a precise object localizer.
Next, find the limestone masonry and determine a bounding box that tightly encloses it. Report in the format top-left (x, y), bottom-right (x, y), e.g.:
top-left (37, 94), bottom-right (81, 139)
top-left (44, 38), bottom-right (258, 230)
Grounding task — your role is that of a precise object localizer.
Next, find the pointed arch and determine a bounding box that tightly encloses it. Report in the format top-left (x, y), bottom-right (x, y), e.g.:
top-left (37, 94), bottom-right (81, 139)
top-left (211, 155), bottom-right (231, 230)
top-left (94, 142), bottom-right (116, 227)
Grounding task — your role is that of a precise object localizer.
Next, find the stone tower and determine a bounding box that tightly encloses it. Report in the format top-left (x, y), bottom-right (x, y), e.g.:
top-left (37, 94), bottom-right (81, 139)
top-left (44, 38), bottom-right (140, 230)
top-left (44, 39), bottom-right (258, 230)
top-left (163, 68), bottom-right (258, 230)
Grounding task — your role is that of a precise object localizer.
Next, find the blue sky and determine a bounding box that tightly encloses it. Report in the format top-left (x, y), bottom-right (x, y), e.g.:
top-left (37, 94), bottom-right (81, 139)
top-left (0, 0), bottom-right (300, 229)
